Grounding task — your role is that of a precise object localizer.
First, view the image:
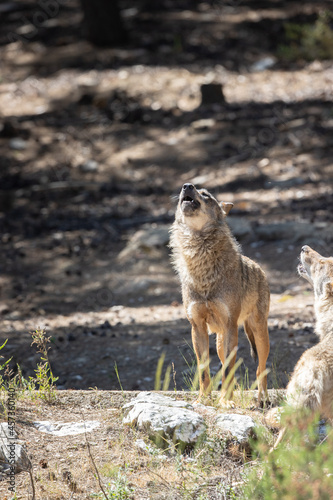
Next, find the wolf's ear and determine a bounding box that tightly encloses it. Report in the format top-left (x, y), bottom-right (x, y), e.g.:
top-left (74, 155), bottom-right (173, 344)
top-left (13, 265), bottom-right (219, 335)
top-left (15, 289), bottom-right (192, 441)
top-left (220, 202), bottom-right (234, 216)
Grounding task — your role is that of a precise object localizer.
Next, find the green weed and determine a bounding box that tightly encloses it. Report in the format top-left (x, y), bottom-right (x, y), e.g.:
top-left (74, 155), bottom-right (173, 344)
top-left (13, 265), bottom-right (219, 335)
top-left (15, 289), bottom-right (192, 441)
top-left (243, 409), bottom-right (333, 499)
top-left (29, 329), bottom-right (58, 403)
top-left (92, 466), bottom-right (134, 499)
top-left (0, 339), bottom-right (12, 389)
top-left (0, 330), bottom-right (58, 404)
top-left (278, 11), bottom-right (333, 61)
top-left (114, 362), bottom-right (124, 396)
top-left (154, 352), bottom-right (172, 391)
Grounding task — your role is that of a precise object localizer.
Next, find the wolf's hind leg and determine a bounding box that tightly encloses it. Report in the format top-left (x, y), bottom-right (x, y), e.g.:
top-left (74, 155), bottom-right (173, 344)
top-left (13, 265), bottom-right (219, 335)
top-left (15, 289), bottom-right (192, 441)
top-left (245, 316), bottom-right (270, 405)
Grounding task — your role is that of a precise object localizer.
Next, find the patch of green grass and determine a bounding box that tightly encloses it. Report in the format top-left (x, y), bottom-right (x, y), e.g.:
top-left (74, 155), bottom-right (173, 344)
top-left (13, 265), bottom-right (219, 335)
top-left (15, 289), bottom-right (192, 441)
top-left (180, 344), bottom-right (245, 404)
top-left (179, 343), bottom-right (198, 392)
top-left (243, 409), bottom-right (333, 499)
top-left (278, 11), bottom-right (333, 62)
top-left (92, 466), bottom-right (134, 499)
top-left (29, 329), bottom-right (58, 403)
top-left (0, 329), bottom-right (58, 405)
top-left (154, 352), bottom-right (172, 391)
top-left (99, 463), bottom-right (122, 479)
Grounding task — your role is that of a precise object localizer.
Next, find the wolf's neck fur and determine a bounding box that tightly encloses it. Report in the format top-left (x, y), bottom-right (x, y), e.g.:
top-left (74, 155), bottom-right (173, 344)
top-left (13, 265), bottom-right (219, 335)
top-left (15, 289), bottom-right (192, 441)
top-left (315, 296), bottom-right (333, 340)
top-left (170, 220), bottom-right (240, 295)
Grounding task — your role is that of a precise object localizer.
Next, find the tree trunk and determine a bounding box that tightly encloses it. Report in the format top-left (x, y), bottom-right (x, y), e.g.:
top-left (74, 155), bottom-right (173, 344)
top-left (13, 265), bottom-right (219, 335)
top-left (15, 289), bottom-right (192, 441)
top-left (80, 0), bottom-right (127, 46)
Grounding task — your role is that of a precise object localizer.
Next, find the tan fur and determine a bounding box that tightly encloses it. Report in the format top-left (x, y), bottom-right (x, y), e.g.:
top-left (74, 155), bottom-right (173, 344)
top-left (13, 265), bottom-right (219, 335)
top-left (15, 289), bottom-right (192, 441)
top-left (170, 183), bottom-right (270, 405)
top-left (272, 246), bottom-right (333, 449)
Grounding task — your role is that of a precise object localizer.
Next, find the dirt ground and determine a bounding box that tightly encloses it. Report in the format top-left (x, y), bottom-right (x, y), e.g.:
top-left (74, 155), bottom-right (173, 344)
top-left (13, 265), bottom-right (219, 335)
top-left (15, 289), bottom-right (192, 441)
top-left (0, 389), bottom-right (281, 499)
top-left (1, 0), bottom-right (333, 397)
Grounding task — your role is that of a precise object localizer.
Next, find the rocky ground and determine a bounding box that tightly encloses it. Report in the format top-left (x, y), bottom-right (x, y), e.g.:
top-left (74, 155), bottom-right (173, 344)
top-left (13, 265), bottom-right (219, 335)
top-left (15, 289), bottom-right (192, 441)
top-left (0, 389), bottom-right (284, 499)
top-left (0, 0), bottom-right (333, 424)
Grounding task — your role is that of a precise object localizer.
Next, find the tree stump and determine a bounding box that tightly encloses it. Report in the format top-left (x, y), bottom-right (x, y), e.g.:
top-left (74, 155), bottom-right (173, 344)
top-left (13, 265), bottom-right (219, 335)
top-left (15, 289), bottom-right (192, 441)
top-left (200, 83), bottom-right (225, 106)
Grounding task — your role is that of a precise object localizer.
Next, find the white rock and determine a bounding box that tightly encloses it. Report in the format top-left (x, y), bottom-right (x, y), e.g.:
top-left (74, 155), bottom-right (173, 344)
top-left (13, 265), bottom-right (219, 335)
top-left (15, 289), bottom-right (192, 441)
top-left (0, 422), bottom-right (17, 440)
top-left (118, 225), bottom-right (170, 261)
top-left (33, 420), bottom-right (100, 436)
top-left (135, 438), bottom-right (167, 460)
top-left (250, 56), bottom-right (277, 72)
top-left (215, 414), bottom-right (256, 443)
top-left (9, 138), bottom-right (27, 150)
top-left (123, 392), bottom-right (206, 447)
top-left (135, 438), bottom-right (150, 452)
top-left (191, 118), bottom-right (216, 131)
top-left (79, 160), bottom-right (99, 172)
top-left (0, 423), bottom-right (31, 476)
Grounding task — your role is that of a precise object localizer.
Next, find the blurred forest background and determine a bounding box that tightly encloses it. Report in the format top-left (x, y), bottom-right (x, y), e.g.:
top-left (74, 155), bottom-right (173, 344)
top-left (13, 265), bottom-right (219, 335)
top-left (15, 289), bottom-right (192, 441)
top-left (0, 0), bottom-right (333, 393)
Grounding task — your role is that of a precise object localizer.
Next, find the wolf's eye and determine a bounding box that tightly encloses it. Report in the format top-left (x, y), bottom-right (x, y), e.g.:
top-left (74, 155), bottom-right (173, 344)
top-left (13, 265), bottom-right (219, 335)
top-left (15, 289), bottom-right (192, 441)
top-left (201, 193), bottom-right (210, 199)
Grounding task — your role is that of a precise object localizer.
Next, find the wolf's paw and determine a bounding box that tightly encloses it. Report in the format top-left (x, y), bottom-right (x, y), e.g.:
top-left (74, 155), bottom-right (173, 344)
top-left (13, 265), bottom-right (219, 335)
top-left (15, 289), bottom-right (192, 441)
top-left (265, 407), bottom-right (282, 427)
top-left (258, 396), bottom-right (271, 410)
top-left (193, 394), bottom-right (212, 406)
top-left (217, 398), bottom-right (235, 409)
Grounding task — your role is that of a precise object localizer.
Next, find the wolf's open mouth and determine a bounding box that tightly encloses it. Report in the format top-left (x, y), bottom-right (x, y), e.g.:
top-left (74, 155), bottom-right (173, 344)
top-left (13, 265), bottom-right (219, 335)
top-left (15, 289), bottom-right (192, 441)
top-left (182, 196), bottom-right (194, 203)
top-left (180, 193), bottom-right (200, 212)
top-left (298, 262), bottom-right (309, 277)
top-left (298, 263), bottom-right (305, 273)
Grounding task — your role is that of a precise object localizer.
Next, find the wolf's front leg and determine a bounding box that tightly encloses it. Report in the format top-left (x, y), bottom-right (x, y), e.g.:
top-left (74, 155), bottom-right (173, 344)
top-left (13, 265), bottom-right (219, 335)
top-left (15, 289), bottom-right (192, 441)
top-left (217, 325), bottom-right (238, 407)
top-left (191, 323), bottom-right (211, 399)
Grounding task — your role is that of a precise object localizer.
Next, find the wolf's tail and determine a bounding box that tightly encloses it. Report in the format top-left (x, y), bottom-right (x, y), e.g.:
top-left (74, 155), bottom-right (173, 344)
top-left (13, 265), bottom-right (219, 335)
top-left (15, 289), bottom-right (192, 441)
top-left (243, 321), bottom-right (258, 361)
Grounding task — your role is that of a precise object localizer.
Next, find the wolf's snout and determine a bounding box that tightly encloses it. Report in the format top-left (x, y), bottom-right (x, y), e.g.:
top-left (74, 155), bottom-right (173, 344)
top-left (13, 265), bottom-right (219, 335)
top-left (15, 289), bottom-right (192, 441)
top-left (182, 183), bottom-right (194, 192)
top-left (180, 183), bottom-right (200, 214)
top-left (181, 183), bottom-right (196, 203)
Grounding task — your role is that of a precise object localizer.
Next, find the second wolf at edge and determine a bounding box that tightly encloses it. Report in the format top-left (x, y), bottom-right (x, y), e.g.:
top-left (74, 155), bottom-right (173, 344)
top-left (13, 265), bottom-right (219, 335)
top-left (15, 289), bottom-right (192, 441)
top-left (170, 183), bottom-right (270, 406)
top-left (270, 245), bottom-right (333, 450)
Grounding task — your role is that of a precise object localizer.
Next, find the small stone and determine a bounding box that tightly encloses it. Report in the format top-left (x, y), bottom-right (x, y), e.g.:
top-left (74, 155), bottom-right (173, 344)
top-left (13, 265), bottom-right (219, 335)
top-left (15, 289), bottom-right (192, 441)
top-left (135, 439), bottom-right (150, 453)
top-left (79, 160), bottom-right (99, 173)
top-left (135, 439), bottom-right (167, 460)
top-left (101, 320), bottom-right (112, 329)
top-left (9, 138), bottom-right (28, 150)
top-left (0, 423), bottom-right (32, 476)
top-left (191, 118), bottom-right (216, 131)
top-left (63, 470), bottom-right (72, 482)
top-left (215, 414), bottom-right (256, 444)
top-left (250, 56), bottom-right (277, 72)
top-left (0, 303), bottom-right (10, 315)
